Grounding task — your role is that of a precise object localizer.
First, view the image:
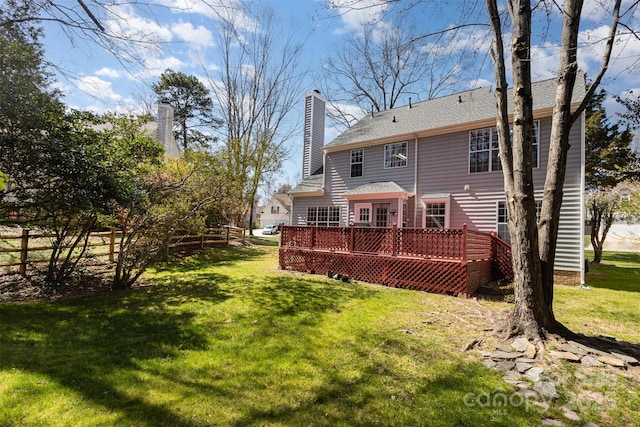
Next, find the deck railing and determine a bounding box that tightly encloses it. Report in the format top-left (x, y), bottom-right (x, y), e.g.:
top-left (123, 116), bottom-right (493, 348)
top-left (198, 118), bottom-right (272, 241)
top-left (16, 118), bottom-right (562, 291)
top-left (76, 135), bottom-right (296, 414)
top-left (280, 224), bottom-right (497, 263)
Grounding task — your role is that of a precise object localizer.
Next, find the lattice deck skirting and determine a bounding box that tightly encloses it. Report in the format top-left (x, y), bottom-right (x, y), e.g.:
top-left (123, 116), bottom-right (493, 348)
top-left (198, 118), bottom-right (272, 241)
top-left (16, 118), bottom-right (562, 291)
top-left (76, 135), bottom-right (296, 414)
top-left (279, 248), bottom-right (493, 296)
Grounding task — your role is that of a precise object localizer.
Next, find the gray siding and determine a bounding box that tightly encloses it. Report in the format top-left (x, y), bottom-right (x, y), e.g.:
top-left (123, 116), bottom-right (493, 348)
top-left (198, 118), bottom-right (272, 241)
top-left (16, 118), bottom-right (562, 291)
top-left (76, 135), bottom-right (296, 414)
top-left (417, 116), bottom-right (584, 272)
top-left (292, 114), bottom-right (584, 274)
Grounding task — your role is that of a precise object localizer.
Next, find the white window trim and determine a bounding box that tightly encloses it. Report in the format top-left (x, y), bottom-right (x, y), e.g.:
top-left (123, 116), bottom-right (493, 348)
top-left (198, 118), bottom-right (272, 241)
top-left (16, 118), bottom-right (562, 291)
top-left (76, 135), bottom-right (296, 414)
top-left (353, 202), bottom-right (373, 224)
top-left (384, 141), bottom-right (408, 169)
top-left (422, 198), bottom-right (450, 228)
top-left (469, 121), bottom-right (540, 174)
top-left (350, 148), bottom-right (364, 178)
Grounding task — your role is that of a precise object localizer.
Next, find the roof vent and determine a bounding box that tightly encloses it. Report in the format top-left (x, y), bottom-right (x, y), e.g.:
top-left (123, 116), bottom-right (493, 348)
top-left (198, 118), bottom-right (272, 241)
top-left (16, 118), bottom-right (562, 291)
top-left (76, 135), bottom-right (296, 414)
top-left (458, 95), bottom-right (463, 103)
top-left (408, 97), bottom-right (412, 109)
top-left (392, 116), bottom-right (396, 123)
top-left (371, 105), bottom-right (374, 118)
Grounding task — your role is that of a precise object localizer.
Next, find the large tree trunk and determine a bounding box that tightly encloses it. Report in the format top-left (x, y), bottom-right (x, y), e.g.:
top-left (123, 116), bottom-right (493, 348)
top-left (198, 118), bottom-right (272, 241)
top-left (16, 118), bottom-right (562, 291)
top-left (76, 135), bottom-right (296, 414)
top-left (487, 0), bottom-right (556, 340)
top-left (538, 0), bottom-right (584, 315)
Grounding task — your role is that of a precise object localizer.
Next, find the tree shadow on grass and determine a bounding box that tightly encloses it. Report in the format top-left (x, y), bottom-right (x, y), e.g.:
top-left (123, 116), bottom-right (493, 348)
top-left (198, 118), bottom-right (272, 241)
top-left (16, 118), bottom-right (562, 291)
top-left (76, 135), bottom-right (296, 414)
top-left (152, 245), bottom-right (272, 275)
top-left (0, 282), bottom-right (231, 426)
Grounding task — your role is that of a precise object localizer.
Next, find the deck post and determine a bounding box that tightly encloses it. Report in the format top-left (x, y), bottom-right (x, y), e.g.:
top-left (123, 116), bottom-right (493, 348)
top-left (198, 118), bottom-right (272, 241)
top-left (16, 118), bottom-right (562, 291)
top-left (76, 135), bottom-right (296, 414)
top-left (310, 223), bottom-right (315, 250)
top-left (19, 228), bottom-right (30, 276)
top-left (392, 223), bottom-right (397, 256)
top-left (349, 224), bottom-right (355, 253)
top-left (462, 223), bottom-right (467, 264)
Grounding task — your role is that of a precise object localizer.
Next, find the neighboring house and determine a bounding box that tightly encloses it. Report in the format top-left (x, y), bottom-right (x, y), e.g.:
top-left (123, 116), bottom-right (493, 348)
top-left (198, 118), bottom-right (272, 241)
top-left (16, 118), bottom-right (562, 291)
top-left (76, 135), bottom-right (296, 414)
top-left (261, 193), bottom-right (292, 228)
top-left (603, 182), bottom-right (640, 251)
top-left (290, 79), bottom-right (587, 285)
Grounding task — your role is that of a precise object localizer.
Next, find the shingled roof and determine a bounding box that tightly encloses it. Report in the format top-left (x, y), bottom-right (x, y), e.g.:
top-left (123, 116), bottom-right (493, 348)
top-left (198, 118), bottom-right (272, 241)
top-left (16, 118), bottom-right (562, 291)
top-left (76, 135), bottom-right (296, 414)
top-left (325, 74), bottom-right (586, 150)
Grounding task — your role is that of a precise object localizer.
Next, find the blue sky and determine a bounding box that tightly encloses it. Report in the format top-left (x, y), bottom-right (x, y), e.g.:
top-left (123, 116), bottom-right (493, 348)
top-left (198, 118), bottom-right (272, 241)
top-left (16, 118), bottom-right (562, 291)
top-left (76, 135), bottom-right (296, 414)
top-left (39, 0), bottom-right (640, 193)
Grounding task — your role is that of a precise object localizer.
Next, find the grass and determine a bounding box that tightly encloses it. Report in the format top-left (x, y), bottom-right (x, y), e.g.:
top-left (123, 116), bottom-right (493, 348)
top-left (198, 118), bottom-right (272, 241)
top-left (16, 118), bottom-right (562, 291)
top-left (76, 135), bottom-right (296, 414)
top-left (0, 243), bottom-right (638, 426)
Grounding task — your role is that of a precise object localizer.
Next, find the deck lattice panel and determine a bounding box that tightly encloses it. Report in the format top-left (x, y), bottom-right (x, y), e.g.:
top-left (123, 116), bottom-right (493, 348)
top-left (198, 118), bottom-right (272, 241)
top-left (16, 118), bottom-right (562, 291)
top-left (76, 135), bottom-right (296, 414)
top-left (279, 249), bottom-right (473, 295)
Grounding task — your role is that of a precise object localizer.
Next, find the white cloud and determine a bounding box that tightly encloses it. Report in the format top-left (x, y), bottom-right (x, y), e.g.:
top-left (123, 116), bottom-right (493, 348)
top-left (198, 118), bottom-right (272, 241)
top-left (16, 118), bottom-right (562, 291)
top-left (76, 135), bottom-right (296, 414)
top-left (172, 21), bottom-right (214, 49)
top-left (104, 4), bottom-right (173, 45)
top-left (77, 76), bottom-right (122, 101)
top-left (157, 0), bottom-right (259, 33)
top-left (95, 67), bottom-right (122, 78)
top-left (328, 0), bottom-right (389, 32)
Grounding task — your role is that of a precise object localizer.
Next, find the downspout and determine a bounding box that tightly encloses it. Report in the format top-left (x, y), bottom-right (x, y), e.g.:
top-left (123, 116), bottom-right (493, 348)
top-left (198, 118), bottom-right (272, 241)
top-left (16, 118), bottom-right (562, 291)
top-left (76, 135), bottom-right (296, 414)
top-left (414, 135), bottom-right (419, 227)
top-left (580, 111), bottom-right (586, 285)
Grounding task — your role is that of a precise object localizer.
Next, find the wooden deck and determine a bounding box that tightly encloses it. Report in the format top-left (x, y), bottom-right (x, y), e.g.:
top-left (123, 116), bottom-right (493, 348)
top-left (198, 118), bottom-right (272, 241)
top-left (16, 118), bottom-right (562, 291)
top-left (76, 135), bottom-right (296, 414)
top-left (279, 224), bottom-right (513, 296)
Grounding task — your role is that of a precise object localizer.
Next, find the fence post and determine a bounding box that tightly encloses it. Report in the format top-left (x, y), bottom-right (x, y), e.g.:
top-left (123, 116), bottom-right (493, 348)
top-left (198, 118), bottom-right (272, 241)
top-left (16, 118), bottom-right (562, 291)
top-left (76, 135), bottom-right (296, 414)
top-left (19, 228), bottom-right (30, 275)
top-left (462, 223), bottom-right (467, 263)
top-left (226, 226), bottom-right (230, 244)
top-left (109, 227), bottom-right (116, 262)
top-left (392, 223), bottom-right (397, 256)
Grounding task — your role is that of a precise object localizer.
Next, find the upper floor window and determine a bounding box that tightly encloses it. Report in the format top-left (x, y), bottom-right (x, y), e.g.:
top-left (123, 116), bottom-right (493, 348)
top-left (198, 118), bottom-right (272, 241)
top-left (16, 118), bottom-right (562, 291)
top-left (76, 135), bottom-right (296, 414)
top-left (470, 122), bottom-right (539, 173)
top-left (270, 206), bottom-right (280, 214)
top-left (351, 148), bottom-right (363, 177)
top-left (384, 142), bottom-right (407, 168)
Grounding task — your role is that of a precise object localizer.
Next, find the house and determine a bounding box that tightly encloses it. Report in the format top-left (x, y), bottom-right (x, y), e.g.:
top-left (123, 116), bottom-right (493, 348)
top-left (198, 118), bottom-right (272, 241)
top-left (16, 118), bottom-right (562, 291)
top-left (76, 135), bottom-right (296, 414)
top-left (260, 193), bottom-right (292, 228)
top-left (600, 181), bottom-right (640, 251)
top-left (289, 78), bottom-right (587, 286)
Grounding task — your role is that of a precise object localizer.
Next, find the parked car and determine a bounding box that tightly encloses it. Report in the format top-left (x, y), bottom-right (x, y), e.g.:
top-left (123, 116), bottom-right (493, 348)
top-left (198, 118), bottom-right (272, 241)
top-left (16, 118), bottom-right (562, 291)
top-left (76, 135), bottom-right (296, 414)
top-left (262, 224), bottom-right (279, 235)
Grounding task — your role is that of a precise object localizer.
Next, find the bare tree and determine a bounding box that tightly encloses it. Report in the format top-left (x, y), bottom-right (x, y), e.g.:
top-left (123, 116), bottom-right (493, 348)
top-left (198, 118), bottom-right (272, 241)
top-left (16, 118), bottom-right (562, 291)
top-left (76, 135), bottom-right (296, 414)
top-left (321, 21), bottom-right (466, 127)
top-left (485, 0), bottom-right (638, 340)
top-left (207, 5), bottom-right (303, 232)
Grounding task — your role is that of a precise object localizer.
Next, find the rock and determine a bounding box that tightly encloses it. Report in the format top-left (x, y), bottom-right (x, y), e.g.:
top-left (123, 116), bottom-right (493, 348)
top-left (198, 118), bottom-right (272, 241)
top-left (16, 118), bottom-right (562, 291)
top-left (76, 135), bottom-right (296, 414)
top-left (491, 351), bottom-right (523, 360)
top-left (514, 381), bottom-right (531, 389)
top-left (581, 423), bottom-right (600, 427)
top-left (516, 357), bottom-right (536, 364)
top-left (480, 351), bottom-right (492, 358)
top-left (557, 342), bottom-right (587, 356)
top-left (512, 337), bottom-right (531, 352)
top-left (516, 362), bottom-right (534, 373)
top-left (495, 342), bottom-right (514, 352)
top-left (582, 391), bottom-right (605, 405)
top-left (595, 354), bottom-right (626, 368)
top-left (496, 361), bottom-right (516, 371)
top-left (515, 389), bottom-right (539, 400)
top-left (527, 367), bottom-right (545, 382)
top-left (541, 419), bottom-right (565, 426)
top-left (483, 360), bottom-right (497, 368)
top-left (568, 340), bottom-right (609, 357)
top-left (562, 407), bottom-right (581, 422)
top-left (529, 399), bottom-right (550, 410)
top-left (534, 381), bottom-right (559, 399)
top-left (525, 343), bottom-right (537, 359)
top-left (549, 350), bottom-right (582, 362)
top-left (609, 351), bottom-right (639, 366)
top-left (503, 370), bottom-right (521, 379)
top-left (581, 355), bottom-right (603, 367)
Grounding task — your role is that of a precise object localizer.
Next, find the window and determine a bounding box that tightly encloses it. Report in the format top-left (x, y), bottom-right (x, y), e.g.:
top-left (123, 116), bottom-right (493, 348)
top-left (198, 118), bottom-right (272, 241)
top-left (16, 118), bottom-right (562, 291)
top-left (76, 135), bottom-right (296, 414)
top-left (497, 201), bottom-right (510, 243)
top-left (351, 148), bottom-right (363, 177)
top-left (307, 206), bottom-right (340, 226)
top-left (497, 200), bottom-right (542, 244)
top-left (384, 142), bottom-right (407, 168)
top-left (425, 203), bottom-right (446, 228)
top-left (270, 205), bottom-right (280, 214)
top-left (358, 207), bottom-right (370, 222)
top-left (470, 122), bottom-right (539, 173)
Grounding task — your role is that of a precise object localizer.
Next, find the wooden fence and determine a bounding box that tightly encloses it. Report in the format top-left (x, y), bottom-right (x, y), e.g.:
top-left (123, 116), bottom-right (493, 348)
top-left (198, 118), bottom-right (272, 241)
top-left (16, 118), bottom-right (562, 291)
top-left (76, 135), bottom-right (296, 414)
top-left (0, 226), bottom-right (245, 275)
top-left (279, 224), bottom-right (513, 296)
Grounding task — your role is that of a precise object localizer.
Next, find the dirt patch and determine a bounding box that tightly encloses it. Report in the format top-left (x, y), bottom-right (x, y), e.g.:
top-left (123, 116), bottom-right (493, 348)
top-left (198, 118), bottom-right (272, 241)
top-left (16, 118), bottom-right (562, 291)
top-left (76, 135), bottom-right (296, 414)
top-left (0, 264), bottom-right (124, 303)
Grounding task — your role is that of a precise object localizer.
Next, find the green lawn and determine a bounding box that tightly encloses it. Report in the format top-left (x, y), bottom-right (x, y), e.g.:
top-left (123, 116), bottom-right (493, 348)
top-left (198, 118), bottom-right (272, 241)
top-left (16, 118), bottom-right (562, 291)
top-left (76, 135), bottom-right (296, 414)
top-left (0, 243), bottom-right (638, 426)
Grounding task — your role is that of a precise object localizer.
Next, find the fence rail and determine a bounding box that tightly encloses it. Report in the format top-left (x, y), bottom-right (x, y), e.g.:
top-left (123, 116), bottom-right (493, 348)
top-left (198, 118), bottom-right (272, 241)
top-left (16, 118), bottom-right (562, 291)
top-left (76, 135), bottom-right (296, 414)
top-left (280, 223), bottom-right (493, 262)
top-left (0, 226), bottom-right (245, 275)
